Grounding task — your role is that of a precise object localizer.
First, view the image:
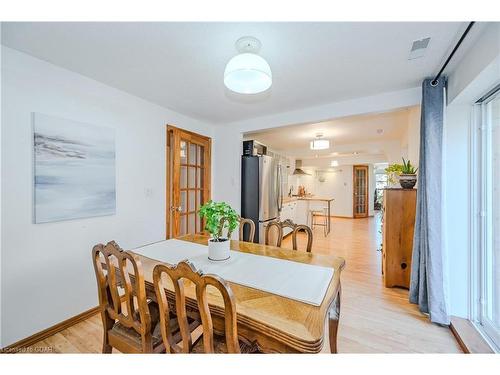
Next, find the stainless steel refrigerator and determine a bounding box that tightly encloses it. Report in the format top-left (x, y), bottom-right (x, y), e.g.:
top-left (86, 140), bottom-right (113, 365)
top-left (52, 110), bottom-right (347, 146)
top-left (241, 154), bottom-right (284, 243)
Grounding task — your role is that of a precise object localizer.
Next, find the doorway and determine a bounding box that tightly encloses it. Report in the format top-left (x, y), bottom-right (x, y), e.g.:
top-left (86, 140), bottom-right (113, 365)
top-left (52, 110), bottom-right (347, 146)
top-left (353, 165), bottom-right (369, 218)
top-left (166, 125), bottom-right (211, 239)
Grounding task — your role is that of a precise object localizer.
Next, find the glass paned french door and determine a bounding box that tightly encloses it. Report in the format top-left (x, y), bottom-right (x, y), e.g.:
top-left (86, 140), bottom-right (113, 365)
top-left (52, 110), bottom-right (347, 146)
top-left (166, 126), bottom-right (211, 238)
top-left (353, 165), bottom-right (369, 218)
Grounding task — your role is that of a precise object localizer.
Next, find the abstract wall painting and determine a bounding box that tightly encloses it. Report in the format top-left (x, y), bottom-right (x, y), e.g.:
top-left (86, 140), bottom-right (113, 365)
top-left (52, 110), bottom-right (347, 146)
top-left (33, 113), bottom-right (116, 223)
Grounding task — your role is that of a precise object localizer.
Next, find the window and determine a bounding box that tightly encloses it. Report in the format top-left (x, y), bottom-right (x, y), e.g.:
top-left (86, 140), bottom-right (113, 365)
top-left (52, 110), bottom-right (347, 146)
top-left (374, 163), bottom-right (388, 211)
top-left (475, 88), bottom-right (500, 350)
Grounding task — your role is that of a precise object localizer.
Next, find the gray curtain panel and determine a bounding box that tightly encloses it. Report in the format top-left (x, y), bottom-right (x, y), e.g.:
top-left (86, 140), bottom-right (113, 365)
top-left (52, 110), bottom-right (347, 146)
top-left (409, 77), bottom-right (449, 325)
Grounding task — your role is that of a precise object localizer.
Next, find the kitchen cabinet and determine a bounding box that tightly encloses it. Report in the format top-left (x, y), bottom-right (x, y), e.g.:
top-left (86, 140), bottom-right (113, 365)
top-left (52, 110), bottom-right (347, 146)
top-left (294, 200), bottom-right (309, 226)
top-left (382, 188), bottom-right (417, 288)
top-left (280, 201), bottom-right (297, 236)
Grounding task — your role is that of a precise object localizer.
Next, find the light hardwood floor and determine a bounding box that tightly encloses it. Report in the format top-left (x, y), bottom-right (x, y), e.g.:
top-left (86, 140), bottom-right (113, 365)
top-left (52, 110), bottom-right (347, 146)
top-left (28, 214), bottom-right (462, 353)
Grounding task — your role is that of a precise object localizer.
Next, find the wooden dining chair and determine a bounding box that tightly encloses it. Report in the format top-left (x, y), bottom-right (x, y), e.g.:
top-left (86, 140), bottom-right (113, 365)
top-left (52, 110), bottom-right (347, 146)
top-left (265, 219), bottom-right (313, 252)
top-left (92, 241), bottom-right (166, 353)
top-left (282, 219), bottom-right (314, 253)
top-left (264, 220), bottom-right (284, 247)
top-left (153, 260), bottom-right (257, 353)
top-left (239, 217), bottom-right (256, 243)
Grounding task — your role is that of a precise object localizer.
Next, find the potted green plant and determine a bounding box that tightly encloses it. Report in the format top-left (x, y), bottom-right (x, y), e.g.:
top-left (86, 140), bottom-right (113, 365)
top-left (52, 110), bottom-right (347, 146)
top-left (399, 158), bottom-right (418, 189)
top-left (198, 200), bottom-right (239, 261)
top-left (385, 163), bottom-right (403, 187)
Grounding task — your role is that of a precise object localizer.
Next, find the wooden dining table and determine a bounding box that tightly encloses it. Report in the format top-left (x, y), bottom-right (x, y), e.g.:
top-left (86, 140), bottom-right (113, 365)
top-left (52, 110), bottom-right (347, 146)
top-left (130, 234), bottom-right (345, 353)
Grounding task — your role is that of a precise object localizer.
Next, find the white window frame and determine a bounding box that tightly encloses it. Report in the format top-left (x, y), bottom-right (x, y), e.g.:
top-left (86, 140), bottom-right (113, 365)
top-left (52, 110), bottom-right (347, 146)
top-left (471, 87), bottom-right (500, 352)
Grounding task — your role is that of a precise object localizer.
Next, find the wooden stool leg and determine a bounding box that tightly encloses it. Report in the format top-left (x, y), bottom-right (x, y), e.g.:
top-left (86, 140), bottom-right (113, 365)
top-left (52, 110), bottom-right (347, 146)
top-left (328, 285), bottom-right (341, 353)
top-left (323, 208), bottom-right (328, 237)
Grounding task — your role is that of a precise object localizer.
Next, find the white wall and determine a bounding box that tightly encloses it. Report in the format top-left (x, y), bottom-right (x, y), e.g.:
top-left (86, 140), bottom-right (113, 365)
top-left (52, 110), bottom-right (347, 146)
top-left (293, 167), bottom-right (354, 217)
top-left (225, 87), bottom-right (421, 133)
top-left (290, 160), bottom-right (376, 218)
top-left (211, 126), bottom-right (242, 215)
top-left (444, 22), bottom-right (500, 319)
top-left (407, 106), bottom-right (421, 167)
top-left (368, 164), bottom-right (376, 216)
top-left (0, 46), bottom-right (214, 347)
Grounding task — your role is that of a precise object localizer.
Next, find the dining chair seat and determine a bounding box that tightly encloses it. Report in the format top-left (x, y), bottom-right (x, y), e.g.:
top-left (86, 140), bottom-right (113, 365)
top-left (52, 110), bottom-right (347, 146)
top-left (107, 300), bottom-right (161, 350)
top-left (109, 300), bottom-right (197, 353)
top-left (190, 334), bottom-right (259, 354)
top-left (110, 321), bottom-right (163, 351)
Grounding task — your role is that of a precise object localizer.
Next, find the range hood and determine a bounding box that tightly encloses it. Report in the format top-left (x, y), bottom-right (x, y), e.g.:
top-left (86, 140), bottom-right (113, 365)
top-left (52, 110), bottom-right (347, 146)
top-left (293, 160), bottom-right (310, 175)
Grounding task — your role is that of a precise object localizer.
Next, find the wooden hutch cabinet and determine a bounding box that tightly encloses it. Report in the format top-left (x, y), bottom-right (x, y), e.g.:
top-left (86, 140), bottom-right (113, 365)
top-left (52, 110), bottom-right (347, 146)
top-left (382, 188), bottom-right (417, 289)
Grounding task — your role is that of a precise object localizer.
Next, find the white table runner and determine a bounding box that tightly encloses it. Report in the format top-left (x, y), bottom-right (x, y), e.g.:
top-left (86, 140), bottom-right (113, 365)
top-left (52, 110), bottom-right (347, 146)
top-left (133, 239), bottom-right (334, 306)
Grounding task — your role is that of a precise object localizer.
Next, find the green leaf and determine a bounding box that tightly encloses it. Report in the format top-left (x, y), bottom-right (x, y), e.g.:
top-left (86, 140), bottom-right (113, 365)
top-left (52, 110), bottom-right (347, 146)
top-left (198, 200), bottom-right (239, 240)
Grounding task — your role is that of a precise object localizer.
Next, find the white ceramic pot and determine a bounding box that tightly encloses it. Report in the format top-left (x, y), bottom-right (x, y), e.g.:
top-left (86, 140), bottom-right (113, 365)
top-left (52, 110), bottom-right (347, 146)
top-left (208, 238), bottom-right (230, 261)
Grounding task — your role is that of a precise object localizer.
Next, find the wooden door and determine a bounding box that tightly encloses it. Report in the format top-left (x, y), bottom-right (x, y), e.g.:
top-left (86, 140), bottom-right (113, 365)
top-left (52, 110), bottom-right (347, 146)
top-left (353, 165), bottom-right (368, 218)
top-left (166, 125), bottom-right (211, 238)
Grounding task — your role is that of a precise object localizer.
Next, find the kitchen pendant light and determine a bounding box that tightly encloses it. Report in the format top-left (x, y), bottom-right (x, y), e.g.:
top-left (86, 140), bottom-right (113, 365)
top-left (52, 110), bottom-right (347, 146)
top-left (224, 36), bottom-right (272, 94)
top-left (310, 134), bottom-right (330, 150)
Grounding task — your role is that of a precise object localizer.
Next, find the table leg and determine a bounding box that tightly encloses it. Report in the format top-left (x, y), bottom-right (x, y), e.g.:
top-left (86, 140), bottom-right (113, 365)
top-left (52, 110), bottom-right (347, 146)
top-left (328, 285), bottom-right (341, 353)
top-left (327, 201), bottom-right (331, 234)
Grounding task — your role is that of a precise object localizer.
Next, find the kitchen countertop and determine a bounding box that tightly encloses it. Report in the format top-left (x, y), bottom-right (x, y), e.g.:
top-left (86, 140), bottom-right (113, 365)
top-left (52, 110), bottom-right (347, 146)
top-left (282, 196), bottom-right (335, 204)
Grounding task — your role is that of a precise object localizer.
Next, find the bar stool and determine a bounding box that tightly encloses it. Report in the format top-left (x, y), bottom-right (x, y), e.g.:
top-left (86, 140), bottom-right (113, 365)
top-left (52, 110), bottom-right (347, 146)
top-left (309, 208), bottom-right (328, 237)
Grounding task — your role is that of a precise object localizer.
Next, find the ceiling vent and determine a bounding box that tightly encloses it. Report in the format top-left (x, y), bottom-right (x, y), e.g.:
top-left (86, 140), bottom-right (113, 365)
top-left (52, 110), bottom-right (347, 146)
top-left (408, 37), bottom-right (431, 60)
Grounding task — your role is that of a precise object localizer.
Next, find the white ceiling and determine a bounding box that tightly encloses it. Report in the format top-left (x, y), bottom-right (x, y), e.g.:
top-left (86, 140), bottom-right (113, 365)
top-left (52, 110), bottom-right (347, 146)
top-left (245, 106), bottom-right (416, 159)
top-left (2, 22), bottom-right (466, 123)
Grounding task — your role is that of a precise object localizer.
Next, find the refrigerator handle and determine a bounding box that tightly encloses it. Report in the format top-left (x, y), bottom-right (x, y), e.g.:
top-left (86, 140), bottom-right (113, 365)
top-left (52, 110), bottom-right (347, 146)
top-left (281, 165), bottom-right (284, 210)
top-left (277, 164), bottom-right (283, 212)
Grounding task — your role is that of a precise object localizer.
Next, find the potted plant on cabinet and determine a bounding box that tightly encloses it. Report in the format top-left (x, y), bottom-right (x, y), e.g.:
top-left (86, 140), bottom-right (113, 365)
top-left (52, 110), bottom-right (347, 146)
top-left (398, 158), bottom-right (418, 189)
top-left (385, 163), bottom-right (403, 187)
top-left (198, 200), bottom-right (239, 261)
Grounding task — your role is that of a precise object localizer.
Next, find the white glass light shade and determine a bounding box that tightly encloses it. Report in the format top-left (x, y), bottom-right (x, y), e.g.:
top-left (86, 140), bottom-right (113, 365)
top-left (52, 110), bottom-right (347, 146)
top-left (331, 160), bottom-right (339, 167)
top-left (310, 139), bottom-right (330, 150)
top-left (224, 53), bottom-right (272, 94)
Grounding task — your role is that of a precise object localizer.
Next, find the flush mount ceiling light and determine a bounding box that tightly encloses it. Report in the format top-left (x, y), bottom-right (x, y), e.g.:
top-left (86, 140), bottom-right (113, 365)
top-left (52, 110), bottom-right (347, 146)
top-left (310, 133), bottom-right (330, 150)
top-left (224, 36), bottom-right (272, 94)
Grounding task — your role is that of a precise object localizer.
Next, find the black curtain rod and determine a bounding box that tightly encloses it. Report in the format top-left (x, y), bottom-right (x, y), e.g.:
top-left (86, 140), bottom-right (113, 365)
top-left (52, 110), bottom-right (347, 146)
top-left (431, 22), bottom-right (475, 86)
